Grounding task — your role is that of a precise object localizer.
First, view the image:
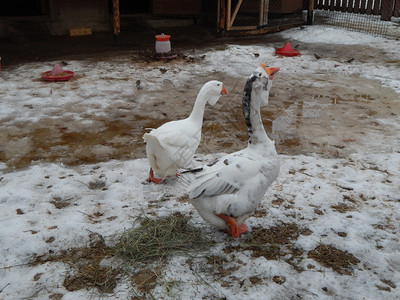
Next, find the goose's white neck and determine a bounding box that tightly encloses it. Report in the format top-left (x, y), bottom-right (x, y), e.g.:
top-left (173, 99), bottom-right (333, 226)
top-left (188, 86), bottom-right (213, 123)
top-left (243, 77), bottom-right (276, 153)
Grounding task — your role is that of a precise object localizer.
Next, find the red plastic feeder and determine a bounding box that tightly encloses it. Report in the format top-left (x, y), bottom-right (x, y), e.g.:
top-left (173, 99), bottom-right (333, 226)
top-left (155, 34), bottom-right (171, 42)
top-left (275, 42), bottom-right (300, 57)
top-left (41, 64), bottom-right (74, 81)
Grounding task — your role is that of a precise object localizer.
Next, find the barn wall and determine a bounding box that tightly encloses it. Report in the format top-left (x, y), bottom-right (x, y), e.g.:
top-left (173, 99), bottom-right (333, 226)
top-left (48, 0), bottom-right (110, 35)
top-left (0, 0), bottom-right (217, 38)
top-left (153, 0), bottom-right (202, 15)
top-left (0, 22), bottom-right (6, 37)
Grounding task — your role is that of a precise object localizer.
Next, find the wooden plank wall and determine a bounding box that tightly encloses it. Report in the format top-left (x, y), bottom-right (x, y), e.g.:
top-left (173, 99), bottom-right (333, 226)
top-left (315, 0), bottom-right (400, 20)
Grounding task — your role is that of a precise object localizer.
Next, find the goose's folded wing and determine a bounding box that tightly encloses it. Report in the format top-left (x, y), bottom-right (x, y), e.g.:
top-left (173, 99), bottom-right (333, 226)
top-left (185, 155), bottom-right (265, 199)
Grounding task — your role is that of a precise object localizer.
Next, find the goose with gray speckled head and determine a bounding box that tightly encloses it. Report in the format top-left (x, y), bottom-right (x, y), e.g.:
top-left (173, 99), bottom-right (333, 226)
top-left (178, 64), bottom-right (280, 237)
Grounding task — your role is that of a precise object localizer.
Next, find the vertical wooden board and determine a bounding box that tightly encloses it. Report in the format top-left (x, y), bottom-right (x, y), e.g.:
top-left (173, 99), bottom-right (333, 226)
top-left (342, 0), bottom-right (348, 11)
top-left (394, 0), bottom-right (400, 17)
top-left (219, 0), bottom-right (226, 30)
top-left (227, 0), bottom-right (231, 30)
top-left (324, 0), bottom-right (331, 10)
top-left (366, 0), bottom-right (374, 14)
top-left (346, 0), bottom-right (354, 12)
top-left (230, 0), bottom-right (243, 28)
top-left (381, 0), bottom-right (394, 20)
top-left (360, 0), bottom-right (367, 13)
top-left (335, 0), bottom-right (341, 11)
top-left (263, 0), bottom-right (269, 25)
top-left (354, 0), bottom-right (361, 13)
top-left (329, 0), bottom-right (335, 11)
top-left (372, 0), bottom-right (380, 14)
top-left (113, 0), bottom-right (120, 35)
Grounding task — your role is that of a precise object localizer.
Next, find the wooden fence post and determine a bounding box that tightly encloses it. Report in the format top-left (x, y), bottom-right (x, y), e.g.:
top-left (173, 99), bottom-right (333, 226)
top-left (263, 0), bottom-right (269, 26)
top-left (381, 0), bottom-right (394, 20)
top-left (113, 0), bottom-right (120, 44)
top-left (394, 0), bottom-right (400, 17)
top-left (307, 0), bottom-right (315, 24)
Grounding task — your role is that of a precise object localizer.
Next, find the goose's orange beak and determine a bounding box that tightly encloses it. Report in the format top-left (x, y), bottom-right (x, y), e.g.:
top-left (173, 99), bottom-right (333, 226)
top-left (220, 84), bottom-right (228, 95)
top-left (260, 63), bottom-right (280, 80)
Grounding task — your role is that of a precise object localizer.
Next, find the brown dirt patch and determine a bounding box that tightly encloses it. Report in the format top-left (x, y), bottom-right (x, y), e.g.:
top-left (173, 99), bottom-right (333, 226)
top-left (205, 255), bottom-right (240, 278)
top-left (131, 268), bottom-right (160, 293)
top-left (248, 223), bottom-right (302, 245)
top-left (331, 203), bottom-right (357, 213)
top-left (64, 264), bottom-right (119, 293)
top-left (307, 244), bottom-right (360, 275)
top-left (32, 233), bottom-right (118, 294)
top-left (225, 223), bottom-right (307, 271)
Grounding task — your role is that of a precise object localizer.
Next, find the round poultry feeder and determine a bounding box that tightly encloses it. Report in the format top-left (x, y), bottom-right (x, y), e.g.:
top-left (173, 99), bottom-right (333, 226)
top-left (155, 34), bottom-right (171, 54)
top-left (41, 64), bottom-right (74, 81)
top-left (41, 70), bottom-right (74, 81)
top-left (275, 42), bottom-right (300, 57)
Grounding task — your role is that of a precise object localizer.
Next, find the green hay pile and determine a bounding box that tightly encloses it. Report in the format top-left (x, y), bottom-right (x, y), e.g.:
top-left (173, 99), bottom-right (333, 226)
top-left (114, 214), bottom-right (215, 264)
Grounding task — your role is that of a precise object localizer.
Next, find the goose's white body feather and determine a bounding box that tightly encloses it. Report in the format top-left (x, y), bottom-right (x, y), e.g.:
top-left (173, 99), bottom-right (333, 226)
top-left (143, 80), bottom-right (227, 179)
top-left (181, 145), bottom-right (279, 230)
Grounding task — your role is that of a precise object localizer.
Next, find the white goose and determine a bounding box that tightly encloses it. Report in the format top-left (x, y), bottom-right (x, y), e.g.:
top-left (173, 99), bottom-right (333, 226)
top-left (143, 80), bottom-right (228, 183)
top-left (178, 64), bottom-right (280, 237)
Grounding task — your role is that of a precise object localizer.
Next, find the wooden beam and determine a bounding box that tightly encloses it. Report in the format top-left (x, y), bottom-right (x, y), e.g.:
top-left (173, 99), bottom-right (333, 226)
top-left (394, 0), bottom-right (400, 17)
top-left (113, 0), bottom-right (120, 44)
top-left (263, 0), bottom-right (269, 26)
top-left (360, 0), bottom-right (367, 13)
top-left (223, 23), bottom-right (307, 37)
top-left (229, 0), bottom-right (243, 28)
top-left (229, 25), bottom-right (259, 31)
top-left (307, 0), bottom-right (315, 24)
top-left (381, 0), bottom-right (394, 20)
top-left (347, 0), bottom-right (354, 12)
top-left (329, 0), bottom-right (335, 11)
top-left (366, 0), bottom-right (374, 14)
top-left (354, 0), bottom-right (360, 13)
top-left (219, 0), bottom-right (226, 30)
top-left (226, 0), bottom-right (231, 30)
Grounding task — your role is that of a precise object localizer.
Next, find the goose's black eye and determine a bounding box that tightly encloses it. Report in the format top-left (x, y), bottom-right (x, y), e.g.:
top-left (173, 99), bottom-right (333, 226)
top-left (259, 73), bottom-right (262, 76)
top-left (217, 84), bottom-right (220, 86)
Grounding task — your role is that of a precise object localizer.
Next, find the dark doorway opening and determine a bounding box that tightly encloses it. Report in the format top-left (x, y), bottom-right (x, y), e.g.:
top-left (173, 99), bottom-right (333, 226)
top-left (116, 0), bottom-right (151, 14)
top-left (0, 0), bottom-right (47, 16)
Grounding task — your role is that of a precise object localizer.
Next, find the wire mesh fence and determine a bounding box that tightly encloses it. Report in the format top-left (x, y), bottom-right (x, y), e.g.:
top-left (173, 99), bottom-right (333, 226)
top-left (313, 0), bottom-right (400, 38)
top-left (313, 9), bottom-right (400, 38)
top-left (219, 0), bottom-right (400, 39)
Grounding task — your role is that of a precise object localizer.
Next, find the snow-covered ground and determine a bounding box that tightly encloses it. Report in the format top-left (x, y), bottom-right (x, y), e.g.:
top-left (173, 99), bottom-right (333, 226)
top-left (1, 26), bottom-right (399, 299)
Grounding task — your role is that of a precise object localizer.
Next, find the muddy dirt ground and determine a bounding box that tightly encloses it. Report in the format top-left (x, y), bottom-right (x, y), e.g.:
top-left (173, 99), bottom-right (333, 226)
top-left (1, 25), bottom-right (399, 172)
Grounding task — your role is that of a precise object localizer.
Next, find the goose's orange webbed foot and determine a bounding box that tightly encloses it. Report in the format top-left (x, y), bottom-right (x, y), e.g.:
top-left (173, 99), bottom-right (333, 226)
top-left (148, 168), bottom-right (163, 184)
top-left (216, 214), bottom-right (248, 238)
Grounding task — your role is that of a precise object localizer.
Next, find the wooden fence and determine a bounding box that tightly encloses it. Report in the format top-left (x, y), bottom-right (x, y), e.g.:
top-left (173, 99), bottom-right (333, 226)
top-left (314, 0), bottom-right (400, 20)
